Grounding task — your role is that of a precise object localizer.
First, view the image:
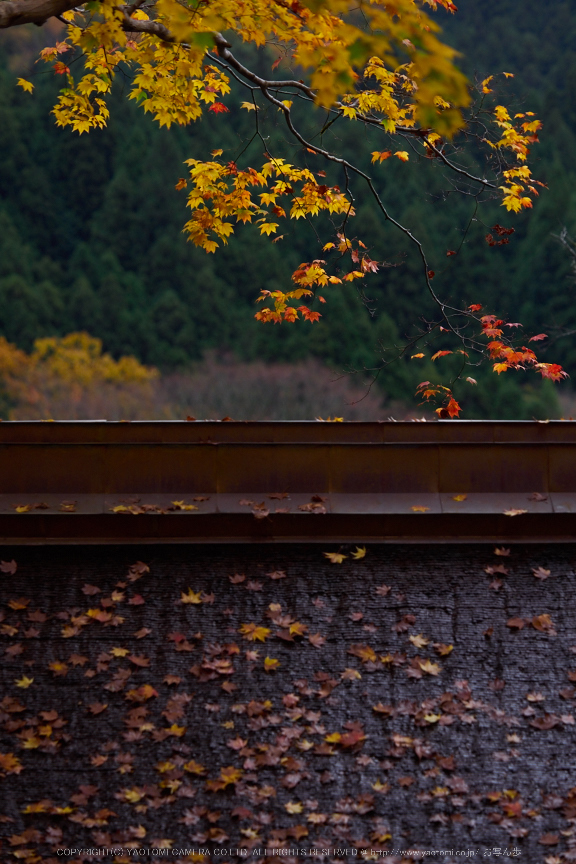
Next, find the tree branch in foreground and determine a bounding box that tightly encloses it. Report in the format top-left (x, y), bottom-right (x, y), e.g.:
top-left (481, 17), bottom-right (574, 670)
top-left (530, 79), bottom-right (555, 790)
top-left (0, 0), bottom-right (78, 28)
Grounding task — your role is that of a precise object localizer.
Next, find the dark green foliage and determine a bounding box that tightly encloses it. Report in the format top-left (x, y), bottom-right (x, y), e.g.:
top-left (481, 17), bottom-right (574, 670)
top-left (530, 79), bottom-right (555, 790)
top-left (0, 0), bottom-right (575, 417)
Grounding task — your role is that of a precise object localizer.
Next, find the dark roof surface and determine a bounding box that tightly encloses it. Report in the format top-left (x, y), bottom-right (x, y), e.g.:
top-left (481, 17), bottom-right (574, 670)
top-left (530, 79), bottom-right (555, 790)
top-left (1, 542), bottom-right (575, 861)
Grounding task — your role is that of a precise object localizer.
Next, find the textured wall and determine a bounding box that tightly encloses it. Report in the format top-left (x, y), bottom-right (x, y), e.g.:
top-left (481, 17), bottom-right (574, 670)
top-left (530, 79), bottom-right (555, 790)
top-left (1, 544), bottom-right (576, 863)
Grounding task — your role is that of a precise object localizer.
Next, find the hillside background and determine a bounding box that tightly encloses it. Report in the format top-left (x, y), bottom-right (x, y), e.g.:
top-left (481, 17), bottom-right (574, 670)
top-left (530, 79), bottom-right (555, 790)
top-left (0, 0), bottom-right (575, 419)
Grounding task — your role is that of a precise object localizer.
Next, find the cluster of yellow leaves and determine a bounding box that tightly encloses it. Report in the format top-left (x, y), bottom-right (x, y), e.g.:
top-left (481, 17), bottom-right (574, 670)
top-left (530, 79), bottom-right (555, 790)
top-left (34, 0), bottom-right (469, 135)
top-left (179, 155), bottom-right (358, 322)
top-left (182, 155), bottom-right (352, 254)
top-left (487, 104), bottom-right (545, 212)
top-left (130, 57), bottom-right (231, 129)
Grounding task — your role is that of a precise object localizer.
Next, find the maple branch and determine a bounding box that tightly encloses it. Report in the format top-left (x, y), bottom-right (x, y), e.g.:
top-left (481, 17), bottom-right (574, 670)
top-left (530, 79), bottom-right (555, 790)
top-left (212, 35), bottom-right (315, 100)
top-left (207, 46), bottom-right (494, 357)
top-left (123, 0), bottom-right (147, 18)
top-left (419, 135), bottom-right (497, 190)
top-left (0, 0), bottom-right (78, 28)
top-left (120, 9), bottom-right (175, 41)
top-left (257, 85), bottom-right (465, 332)
top-left (114, 22), bottom-right (496, 195)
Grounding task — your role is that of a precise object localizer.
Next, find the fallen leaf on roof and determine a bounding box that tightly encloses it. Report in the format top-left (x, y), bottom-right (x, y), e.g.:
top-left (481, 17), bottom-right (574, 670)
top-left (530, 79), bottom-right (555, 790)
top-left (238, 623), bottom-right (271, 642)
top-left (506, 617), bottom-right (525, 630)
top-left (181, 588), bottom-right (203, 605)
top-left (532, 613), bottom-right (555, 633)
top-left (323, 552), bottom-right (347, 563)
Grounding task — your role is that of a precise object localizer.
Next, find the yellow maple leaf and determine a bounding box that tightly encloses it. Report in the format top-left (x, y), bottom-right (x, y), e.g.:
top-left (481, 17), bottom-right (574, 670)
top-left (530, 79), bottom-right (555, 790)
top-left (183, 759), bottom-right (206, 775)
top-left (394, 151), bottom-right (409, 162)
top-left (418, 659), bottom-right (441, 676)
top-left (48, 661), bottom-right (68, 676)
top-left (181, 588), bottom-right (202, 604)
top-left (323, 551), bottom-right (347, 563)
top-left (411, 505), bottom-right (430, 513)
top-left (452, 494), bottom-right (467, 501)
top-left (259, 223), bottom-right (279, 236)
top-left (238, 623), bottom-right (271, 642)
top-left (0, 752), bottom-right (23, 774)
top-left (122, 788), bottom-right (145, 803)
top-left (263, 656), bottom-right (280, 671)
top-left (240, 101), bottom-right (258, 111)
top-left (324, 732), bottom-right (342, 743)
top-left (14, 676), bottom-right (34, 688)
top-left (220, 765), bottom-right (242, 785)
top-left (285, 801), bottom-right (303, 813)
top-left (17, 78), bottom-right (34, 94)
top-left (351, 545), bottom-right (367, 560)
top-left (409, 633), bottom-right (429, 648)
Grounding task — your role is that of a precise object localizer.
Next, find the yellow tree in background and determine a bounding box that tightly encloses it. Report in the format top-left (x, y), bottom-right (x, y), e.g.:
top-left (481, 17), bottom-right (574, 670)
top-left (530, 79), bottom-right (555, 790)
top-left (0, 333), bottom-right (157, 419)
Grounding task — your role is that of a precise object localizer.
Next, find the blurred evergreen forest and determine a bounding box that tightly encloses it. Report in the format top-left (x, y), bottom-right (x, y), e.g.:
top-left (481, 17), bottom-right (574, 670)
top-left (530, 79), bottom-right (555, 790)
top-left (0, 0), bottom-right (575, 418)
